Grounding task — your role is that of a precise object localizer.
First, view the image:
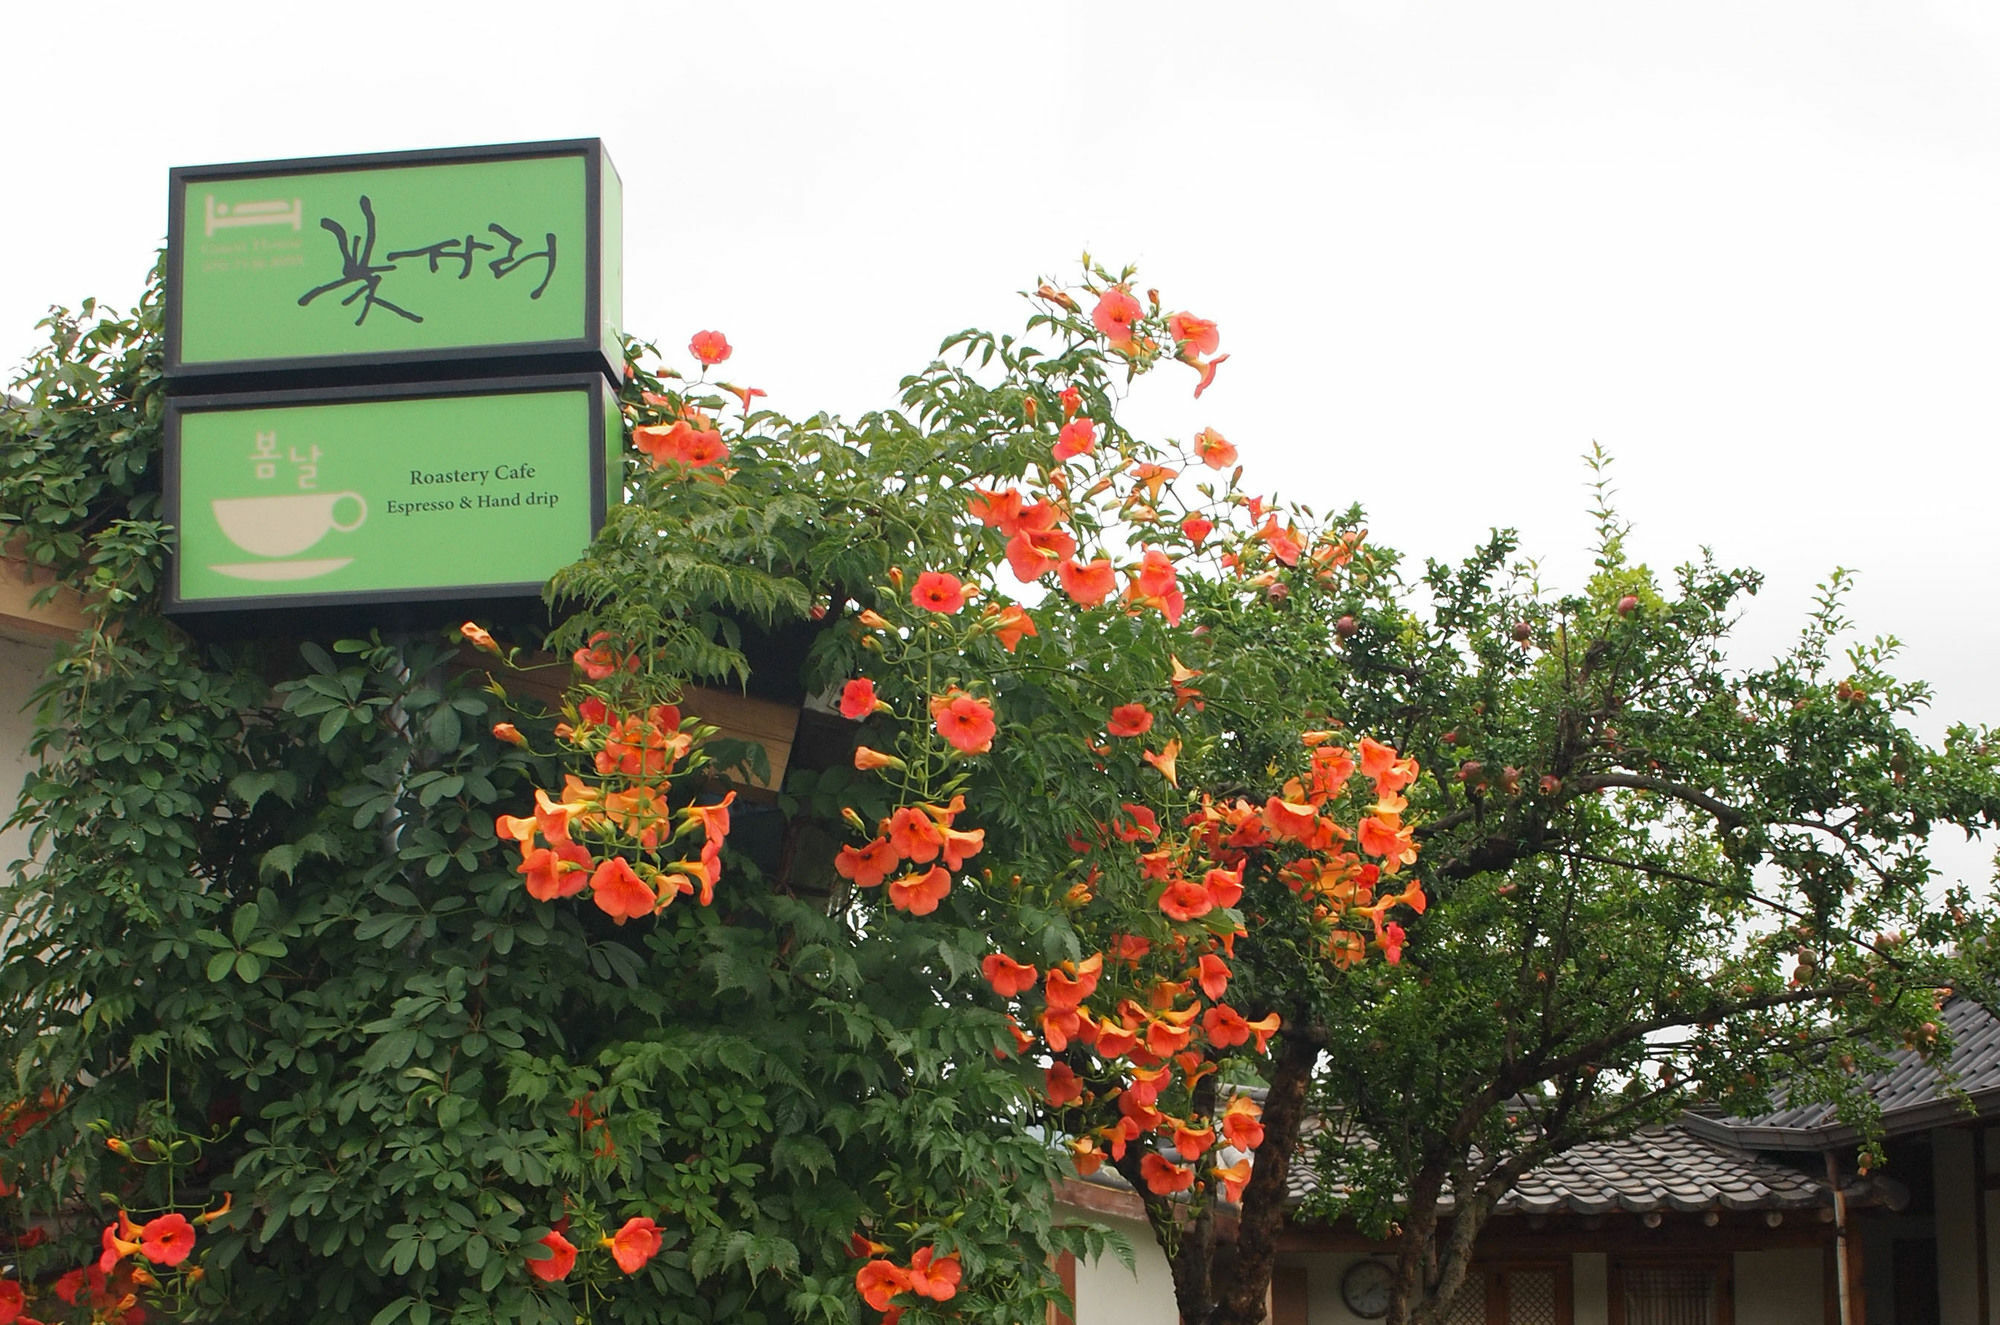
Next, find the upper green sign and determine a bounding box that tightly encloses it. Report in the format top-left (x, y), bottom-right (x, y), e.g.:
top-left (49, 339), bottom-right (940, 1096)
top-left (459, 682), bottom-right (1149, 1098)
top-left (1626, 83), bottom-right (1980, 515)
top-left (166, 140), bottom-right (622, 385)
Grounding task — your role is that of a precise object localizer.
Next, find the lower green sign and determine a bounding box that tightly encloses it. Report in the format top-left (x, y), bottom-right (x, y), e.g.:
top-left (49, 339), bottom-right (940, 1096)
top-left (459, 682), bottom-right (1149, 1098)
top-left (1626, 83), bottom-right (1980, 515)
top-left (166, 376), bottom-right (619, 618)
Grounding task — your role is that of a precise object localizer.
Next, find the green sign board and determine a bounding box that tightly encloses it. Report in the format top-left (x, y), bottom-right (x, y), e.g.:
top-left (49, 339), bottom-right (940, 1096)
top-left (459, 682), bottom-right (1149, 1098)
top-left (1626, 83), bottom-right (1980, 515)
top-left (166, 140), bottom-right (622, 386)
top-left (165, 376), bottom-right (620, 619)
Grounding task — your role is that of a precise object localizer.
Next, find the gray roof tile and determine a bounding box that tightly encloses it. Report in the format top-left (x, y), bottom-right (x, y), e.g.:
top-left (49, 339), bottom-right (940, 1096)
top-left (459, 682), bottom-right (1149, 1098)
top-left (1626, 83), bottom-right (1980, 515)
top-left (1692, 999), bottom-right (2000, 1149)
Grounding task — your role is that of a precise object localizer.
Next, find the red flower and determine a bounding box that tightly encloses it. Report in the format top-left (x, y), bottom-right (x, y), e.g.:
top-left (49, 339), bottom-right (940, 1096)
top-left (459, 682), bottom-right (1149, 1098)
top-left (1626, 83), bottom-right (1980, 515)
top-left (940, 825), bottom-right (984, 870)
top-left (688, 330), bottom-right (732, 365)
top-left (1197, 953), bottom-right (1231, 1000)
top-left (836, 837), bottom-right (898, 889)
top-left (988, 603), bottom-right (1038, 652)
top-left (1059, 385), bottom-right (1082, 419)
top-left (528, 1229), bottom-right (578, 1282)
top-left (1213, 1157), bottom-right (1252, 1203)
top-left (603, 1216), bottom-right (663, 1274)
top-left (1125, 548), bottom-right (1185, 624)
top-left (1193, 428), bottom-right (1236, 470)
top-left (1172, 1120), bottom-right (1216, 1160)
top-left (1182, 514), bottom-right (1214, 546)
top-left (1204, 1003), bottom-right (1250, 1048)
top-left (857, 1259), bottom-right (913, 1310)
top-left (0, 1279), bottom-right (24, 1324)
top-left (1043, 954), bottom-right (1103, 1008)
top-left (520, 842), bottom-right (592, 901)
top-left (1159, 878), bottom-right (1214, 923)
top-left (853, 746), bottom-right (906, 772)
top-left (1166, 312), bottom-right (1219, 356)
top-left (1045, 1063), bottom-right (1084, 1108)
top-left (680, 429), bottom-right (730, 468)
top-left (589, 857), bottom-right (656, 924)
top-left (1113, 803), bottom-right (1160, 843)
top-left (839, 678), bottom-right (882, 720)
top-left (1188, 352), bottom-right (1230, 398)
top-left (981, 953), bottom-right (1039, 997)
top-left (1203, 864), bottom-right (1245, 909)
top-left (572, 632), bottom-right (635, 680)
top-left (967, 486), bottom-right (1025, 532)
top-left (1005, 527), bottom-right (1077, 583)
top-left (1057, 557), bottom-right (1117, 607)
top-left (930, 692), bottom-right (997, 754)
top-left (1262, 797), bottom-right (1320, 844)
top-left (1106, 703), bottom-right (1154, 738)
top-left (910, 571), bottom-right (967, 614)
top-left (1222, 1096), bottom-right (1266, 1150)
top-left (1258, 515), bottom-right (1303, 567)
top-left (1381, 921), bottom-right (1408, 965)
top-left (888, 866), bottom-right (952, 915)
top-left (889, 806), bottom-right (945, 862)
top-left (1053, 418), bottom-right (1097, 461)
top-left (1092, 287), bottom-right (1144, 349)
top-left (136, 1212), bottom-right (195, 1266)
top-left (908, 1247), bottom-right (962, 1302)
top-left (99, 1213), bottom-right (141, 1271)
top-left (1141, 1152), bottom-right (1196, 1196)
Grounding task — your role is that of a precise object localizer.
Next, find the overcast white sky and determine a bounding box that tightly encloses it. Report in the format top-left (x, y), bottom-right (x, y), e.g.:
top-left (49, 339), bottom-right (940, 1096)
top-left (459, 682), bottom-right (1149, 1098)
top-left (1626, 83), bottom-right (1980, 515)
top-left (6, 0), bottom-right (1999, 874)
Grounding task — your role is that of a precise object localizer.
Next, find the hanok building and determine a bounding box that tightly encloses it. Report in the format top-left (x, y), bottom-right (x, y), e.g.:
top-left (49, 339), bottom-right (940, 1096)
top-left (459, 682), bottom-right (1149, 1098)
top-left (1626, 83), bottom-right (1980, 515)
top-left (1061, 1000), bottom-right (2000, 1325)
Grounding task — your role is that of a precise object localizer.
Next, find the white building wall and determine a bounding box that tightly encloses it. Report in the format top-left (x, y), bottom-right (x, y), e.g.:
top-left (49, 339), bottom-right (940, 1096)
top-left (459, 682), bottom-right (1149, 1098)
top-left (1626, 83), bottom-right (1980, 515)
top-left (1734, 1248), bottom-right (1823, 1325)
top-left (0, 634), bottom-right (53, 955)
top-left (1072, 1213), bottom-right (1183, 1325)
top-left (1297, 1252), bottom-right (1381, 1325)
top-left (1940, 1128), bottom-right (1981, 1325)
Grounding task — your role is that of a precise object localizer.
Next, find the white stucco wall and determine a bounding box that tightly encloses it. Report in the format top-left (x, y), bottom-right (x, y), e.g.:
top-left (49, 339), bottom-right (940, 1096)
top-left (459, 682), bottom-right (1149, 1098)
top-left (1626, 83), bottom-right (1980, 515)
top-left (1734, 1247), bottom-right (1823, 1325)
top-left (1295, 1252), bottom-right (1383, 1325)
top-left (0, 634), bottom-right (52, 957)
top-left (1072, 1213), bottom-right (1183, 1325)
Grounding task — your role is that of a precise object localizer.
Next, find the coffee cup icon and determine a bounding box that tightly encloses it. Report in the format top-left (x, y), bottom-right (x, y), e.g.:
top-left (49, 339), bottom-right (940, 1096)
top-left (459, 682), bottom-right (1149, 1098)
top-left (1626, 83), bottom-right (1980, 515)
top-left (212, 492), bottom-right (367, 559)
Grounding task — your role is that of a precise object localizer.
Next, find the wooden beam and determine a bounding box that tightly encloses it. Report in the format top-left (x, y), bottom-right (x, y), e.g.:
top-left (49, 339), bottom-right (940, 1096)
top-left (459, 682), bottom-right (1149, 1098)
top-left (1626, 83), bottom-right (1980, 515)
top-left (0, 552), bottom-right (89, 642)
top-left (449, 645), bottom-right (800, 792)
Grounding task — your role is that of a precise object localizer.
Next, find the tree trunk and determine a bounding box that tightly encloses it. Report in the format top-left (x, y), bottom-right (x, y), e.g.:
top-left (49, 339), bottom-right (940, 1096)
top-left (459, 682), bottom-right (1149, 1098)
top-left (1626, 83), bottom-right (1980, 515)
top-left (1177, 1029), bottom-right (1322, 1325)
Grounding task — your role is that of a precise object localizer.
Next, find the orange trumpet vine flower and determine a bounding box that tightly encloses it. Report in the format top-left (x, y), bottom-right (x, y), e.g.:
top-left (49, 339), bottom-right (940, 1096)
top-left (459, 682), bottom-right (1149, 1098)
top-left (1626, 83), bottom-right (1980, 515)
top-left (1106, 703), bottom-right (1155, 739)
top-left (1141, 1152), bottom-right (1196, 1196)
top-left (853, 746), bottom-right (906, 773)
top-left (982, 953), bottom-right (1039, 997)
top-left (833, 838), bottom-right (895, 889)
top-left (1057, 556), bottom-right (1117, 607)
top-left (1213, 1157), bottom-right (1253, 1203)
top-left (1044, 953), bottom-right (1103, 1009)
top-left (929, 692), bottom-right (997, 754)
top-left (589, 857), bottom-right (656, 924)
top-left (910, 570), bottom-right (967, 614)
top-left (1222, 1096), bottom-right (1266, 1151)
top-left (1091, 286), bottom-right (1144, 350)
top-left (887, 866), bottom-right (952, 916)
top-left (908, 1246), bottom-right (963, 1302)
top-left (603, 1216), bottom-right (663, 1274)
top-left (987, 602), bottom-right (1038, 652)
